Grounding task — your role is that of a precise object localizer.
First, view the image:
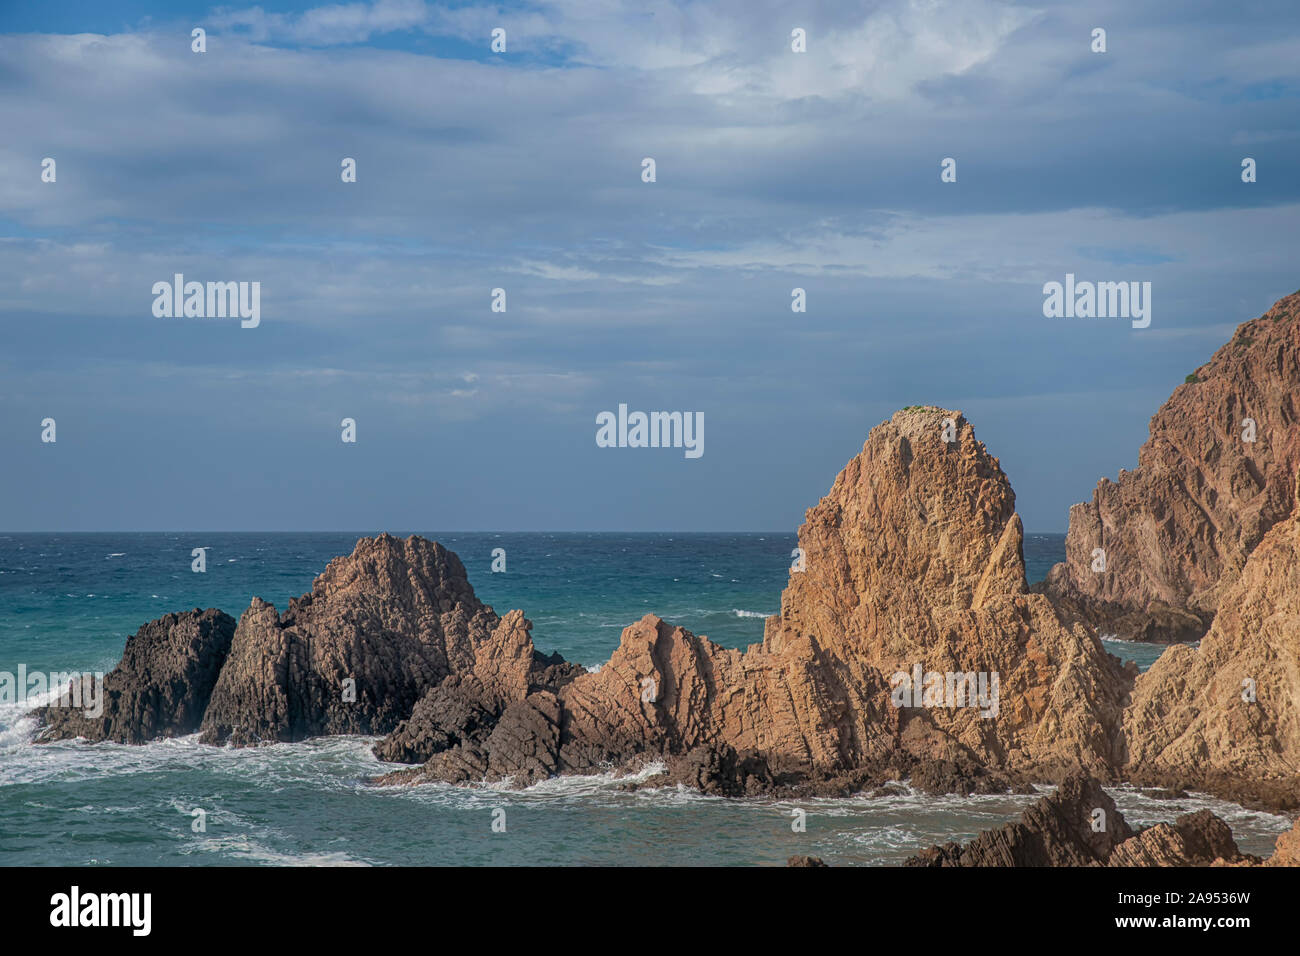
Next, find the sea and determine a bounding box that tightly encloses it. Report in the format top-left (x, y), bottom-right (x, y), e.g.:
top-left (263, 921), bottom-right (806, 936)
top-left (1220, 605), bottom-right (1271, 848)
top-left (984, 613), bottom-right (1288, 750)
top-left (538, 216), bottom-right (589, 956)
top-left (0, 532), bottom-right (1290, 866)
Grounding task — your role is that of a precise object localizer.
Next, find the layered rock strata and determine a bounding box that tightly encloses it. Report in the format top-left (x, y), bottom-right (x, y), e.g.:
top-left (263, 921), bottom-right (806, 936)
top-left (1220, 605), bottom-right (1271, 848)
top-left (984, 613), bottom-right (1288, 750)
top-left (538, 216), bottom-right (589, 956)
top-left (1043, 290), bottom-right (1300, 642)
top-left (1120, 472), bottom-right (1300, 809)
top-left (905, 771), bottom-right (1263, 867)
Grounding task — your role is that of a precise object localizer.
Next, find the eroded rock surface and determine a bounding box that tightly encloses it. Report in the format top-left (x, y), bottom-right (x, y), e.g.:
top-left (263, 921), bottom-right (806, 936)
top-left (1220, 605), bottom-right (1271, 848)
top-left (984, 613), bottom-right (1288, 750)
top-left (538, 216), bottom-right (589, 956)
top-left (1120, 472), bottom-right (1300, 808)
top-left (906, 771), bottom-right (1253, 867)
top-left (380, 409), bottom-right (1133, 791)
top-left (906, 772), bottom-right (1133, 866)
top-left (33, 608), bottom-right (235, 744)
top-left (1044, 290), bottom-right (1300, 642)
top-left (1265, 818), bottom-right (1300, 866)
top-left (199, 534), bottom-right (508, 745)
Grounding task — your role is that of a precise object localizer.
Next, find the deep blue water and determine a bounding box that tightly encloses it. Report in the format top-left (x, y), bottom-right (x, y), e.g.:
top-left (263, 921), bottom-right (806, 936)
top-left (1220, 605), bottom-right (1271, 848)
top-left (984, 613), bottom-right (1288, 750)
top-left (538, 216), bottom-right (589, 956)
top-left (0, 532), bottom-right (1273, 866)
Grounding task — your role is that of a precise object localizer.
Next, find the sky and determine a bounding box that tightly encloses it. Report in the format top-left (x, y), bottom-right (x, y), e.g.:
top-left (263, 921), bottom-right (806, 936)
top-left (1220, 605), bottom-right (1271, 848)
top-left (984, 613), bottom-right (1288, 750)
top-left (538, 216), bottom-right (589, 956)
top-left (2, 0), bottom-right (1298, 532)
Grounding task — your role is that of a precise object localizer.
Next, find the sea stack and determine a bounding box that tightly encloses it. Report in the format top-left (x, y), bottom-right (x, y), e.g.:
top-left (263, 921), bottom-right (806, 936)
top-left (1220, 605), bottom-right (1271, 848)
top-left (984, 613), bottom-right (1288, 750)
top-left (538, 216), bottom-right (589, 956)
top-left (199, 534), bottom-right (509, 745)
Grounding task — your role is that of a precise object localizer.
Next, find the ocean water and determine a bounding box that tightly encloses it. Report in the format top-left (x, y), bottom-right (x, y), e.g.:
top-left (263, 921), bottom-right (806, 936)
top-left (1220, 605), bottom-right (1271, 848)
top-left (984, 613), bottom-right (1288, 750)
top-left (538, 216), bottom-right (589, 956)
top-left (0, 532), bottom-right (1283, 866)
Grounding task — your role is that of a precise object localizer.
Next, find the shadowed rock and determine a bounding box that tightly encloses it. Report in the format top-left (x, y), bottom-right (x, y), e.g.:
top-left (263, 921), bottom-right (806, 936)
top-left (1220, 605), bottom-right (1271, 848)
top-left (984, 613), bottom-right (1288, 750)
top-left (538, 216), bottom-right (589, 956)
top-left (32, 608), bottom-right (235, 744)
top-left (1106, 810), bottom-right (1252, 867)
top-left (906, 771), bottom-right (1254, 867)
top-left (906, 771), bottom-right (1133, 866)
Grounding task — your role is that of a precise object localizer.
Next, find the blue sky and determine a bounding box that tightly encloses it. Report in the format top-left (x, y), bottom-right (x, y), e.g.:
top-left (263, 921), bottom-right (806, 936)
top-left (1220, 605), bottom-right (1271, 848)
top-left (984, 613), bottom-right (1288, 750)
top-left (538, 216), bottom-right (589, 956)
top-left (2, 0), bottom-right (1299, 531)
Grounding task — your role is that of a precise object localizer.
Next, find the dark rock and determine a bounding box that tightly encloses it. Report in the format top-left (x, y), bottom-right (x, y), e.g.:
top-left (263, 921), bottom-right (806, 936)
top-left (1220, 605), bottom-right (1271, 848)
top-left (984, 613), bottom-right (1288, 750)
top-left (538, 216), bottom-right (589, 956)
top-left (662, 744), bottom-right (776, 797)
top-left (33, 608), bottom-right (235, 744)
top-left (905, 771), bottom-right (1133, 866)
top-left (200, 534), bottom-right (501, 746)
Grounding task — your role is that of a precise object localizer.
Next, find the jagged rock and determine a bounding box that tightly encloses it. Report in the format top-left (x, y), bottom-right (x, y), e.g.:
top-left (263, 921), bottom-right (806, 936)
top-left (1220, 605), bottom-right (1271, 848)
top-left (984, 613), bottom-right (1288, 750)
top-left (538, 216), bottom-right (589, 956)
top-left (385, 409), bottom-right (1132, 792)
top-left (1265, 818), bottom-right (1300, 866)
top-left (32, 609), bottom-right (235, 744)
top-left (1044, 290), bottom-right (1300, 642)
top-left (905, 771), bottom-right (1133, 866)
top-left (787, 856), bottom-right (828, 867)
top-left (906, 756), bottom-right (1030, 797)
top-left (760, 408), bottom-right (1133, 779)
top-left (372, 609), bottom-right (582, 763)
top-left (1106, 810), bottom-right (1252, 867)
top-left (1121, 472), bottom-right (1300, 809)
top-left (661, 744), bottom-right (776, 797)
top-left (199, 534), bottom-right (505, 745)
top-left (906, 772), bottom-right (1253, 867)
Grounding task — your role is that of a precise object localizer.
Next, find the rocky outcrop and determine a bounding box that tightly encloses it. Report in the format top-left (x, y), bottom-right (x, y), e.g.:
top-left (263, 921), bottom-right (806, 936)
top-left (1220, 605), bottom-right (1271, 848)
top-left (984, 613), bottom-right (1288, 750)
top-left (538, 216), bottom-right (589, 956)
top-left (1105, 810), bottom-right (1251, 867)
top-left (1043, 290), bottom-right (1300, 642)
top-left (1120, 471), bottom-right (1300, 808)
top-left (906, 772), bottom-right (1133, 866)
top-left (372, 609), bottom-right (582, 763)
top-left (33, 609), bottom-right (235, 744)
top-left (1265, 818), bottom-right (1300, 866)
top-left (759, 407), bottom-right (1133, 779)
top-left (379, 409), bottom-right (1133, 791)
top-left (906, 771), bottom-right (1253, 866)
top-left (199, 534), bottom-right (511, 745)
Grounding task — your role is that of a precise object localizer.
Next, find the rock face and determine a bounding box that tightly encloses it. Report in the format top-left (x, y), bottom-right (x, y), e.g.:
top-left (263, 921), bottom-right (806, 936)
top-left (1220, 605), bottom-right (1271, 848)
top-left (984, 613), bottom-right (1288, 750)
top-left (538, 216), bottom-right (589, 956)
top-left (33, 609), bottom-right (235, 744)
top-left (199, 534), bottom-right (509, 745)
top-left (372, 608), bottom-right (583, 763)
top-left (1266, 818), bottom-right (1300, 866)
top-left (380, 409), bottom-right (1133, 790)
top-left (1120, 472), bottom-right (1300, 808)
top-left (1106, 810), bottom-right (1251, 867)
top-left (906, 771), bottom-right (1252, 867)
top-left (906, 772), bottom-right (1133, 866)
top-left (760, 408), bottom-right (1133, 779)
top-left (1043, 290), bottom-right (1300, 642)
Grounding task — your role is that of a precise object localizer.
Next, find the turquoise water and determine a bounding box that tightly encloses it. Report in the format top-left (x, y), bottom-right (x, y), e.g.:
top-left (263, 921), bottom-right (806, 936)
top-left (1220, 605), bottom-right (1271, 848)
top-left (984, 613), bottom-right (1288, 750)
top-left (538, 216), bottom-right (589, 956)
top-left (0, 533), bottom-right (1281, 865)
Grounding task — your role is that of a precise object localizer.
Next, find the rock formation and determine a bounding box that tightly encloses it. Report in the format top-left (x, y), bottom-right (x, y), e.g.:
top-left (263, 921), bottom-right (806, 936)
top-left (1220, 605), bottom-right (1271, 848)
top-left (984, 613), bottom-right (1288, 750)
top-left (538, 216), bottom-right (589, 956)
top-left (759, 407), bottom-right (1133, 779)
top-left (378, 409), bottom-right (1133, 791)
top-left (1120, 471), bottom-right (1300, 810)
top-left (33, 608), bottom-right (236, 744)
top-left (1265, 818), bottom-right (1300, 867)
top-left (1043, 290), bottom-right (1300, 642)
top-left (199, 534), bottom-right (531, 745)
top-left (906, 771), bottom-right (1133, 866)
top-left (906, 771), bottom-right (1255, 867)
